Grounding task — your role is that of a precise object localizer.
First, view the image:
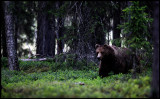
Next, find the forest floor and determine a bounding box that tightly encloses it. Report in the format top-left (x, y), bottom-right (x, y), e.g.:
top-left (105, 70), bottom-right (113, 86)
top-left (1, 60), bottom-right (152, 98)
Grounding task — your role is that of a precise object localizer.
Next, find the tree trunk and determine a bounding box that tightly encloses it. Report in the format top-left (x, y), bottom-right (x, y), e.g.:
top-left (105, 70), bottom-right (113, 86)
top-left (56, 17), bottom-right (64, 55)
top-left (151, 1), bottom-right (159, 98)
top-left (112, 2), bottom-right (121, 47)
top-left (36, 1), bottom-right (55, 57)
top-left (37, 1), bottom-right (46, 57)
top-left (55, 1), bottom-right (64, 55)
top-left (1, 1), bottom-right (7, 57)
top-left (14, 18), bottom-right (18, 52)
top-left (70, 12), bottom-right (78, 53)
top-left (45, 14), bottom-right (55, 57)
top-left (95, 23), bottom-right (106, 45)
top-left (4, 1), bottom-right (19, 71)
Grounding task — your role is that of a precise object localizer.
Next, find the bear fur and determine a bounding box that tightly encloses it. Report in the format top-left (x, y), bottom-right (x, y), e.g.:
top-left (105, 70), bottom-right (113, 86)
top-left (95, 44), bottom-right (137, 77)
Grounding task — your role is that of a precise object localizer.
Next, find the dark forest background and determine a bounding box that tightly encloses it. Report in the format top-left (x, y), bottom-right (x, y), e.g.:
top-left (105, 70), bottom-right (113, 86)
top-left (1, 1), bottom-right (159, 98)
top-left (1, 1), bottom-right (155, 62)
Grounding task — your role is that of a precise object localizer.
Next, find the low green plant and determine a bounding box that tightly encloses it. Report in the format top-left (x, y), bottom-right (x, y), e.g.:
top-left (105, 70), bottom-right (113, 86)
top-left (1, 54), bottom-right (152, 98)
top-left (1, 57), bottom-right (8, 68)
top-left (1, 65), bottom-right (152, 98)
top-left (19, 61), bottom-right (52, 73)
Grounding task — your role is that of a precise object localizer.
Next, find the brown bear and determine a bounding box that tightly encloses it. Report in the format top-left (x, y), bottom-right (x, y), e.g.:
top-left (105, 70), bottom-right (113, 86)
top-left (95, 44), bottom-right (136, 78)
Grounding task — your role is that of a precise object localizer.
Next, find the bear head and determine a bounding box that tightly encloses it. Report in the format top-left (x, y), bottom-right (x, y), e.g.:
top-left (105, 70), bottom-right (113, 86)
top-left (95, 44), bottom-right (115, 60)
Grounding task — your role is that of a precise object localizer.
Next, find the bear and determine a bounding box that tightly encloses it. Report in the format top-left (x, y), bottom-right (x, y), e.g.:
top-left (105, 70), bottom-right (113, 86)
top-left (95, 44), bottom-right (138, 78)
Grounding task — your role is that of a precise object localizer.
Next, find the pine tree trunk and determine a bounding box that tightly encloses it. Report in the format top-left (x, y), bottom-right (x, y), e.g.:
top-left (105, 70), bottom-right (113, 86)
top-left (56, 1), bottom-right (64, 55)
top-left (70, 12), bottom-right (78, 53)
top-left (36, 1), bottom-right (46, 57)
top-left (36, 1), bottom-right (55, 57)
top-left (45, 14), bottom-right (55, 57)
top-left (95, 23), bottom-right (106, 45)
top-left (4, 1), bottom-right (19, 71)
top-left (113, 2), bottom-right (121, 47)
top-left (56, 17), bottom-right (64, 55)
top-left (1, 1), bottom-right (7, 57)
top-left (151, 1), bottom-right (159, 98)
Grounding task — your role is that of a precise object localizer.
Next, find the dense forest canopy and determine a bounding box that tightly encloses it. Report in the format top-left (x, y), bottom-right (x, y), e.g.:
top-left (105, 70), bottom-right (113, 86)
top-left (1, 1), bottom-right (159, 98)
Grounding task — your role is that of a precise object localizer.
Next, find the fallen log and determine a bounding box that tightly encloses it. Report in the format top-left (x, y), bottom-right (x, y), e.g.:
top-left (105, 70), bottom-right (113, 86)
top-left (19, 58), bottom-right (49, 61)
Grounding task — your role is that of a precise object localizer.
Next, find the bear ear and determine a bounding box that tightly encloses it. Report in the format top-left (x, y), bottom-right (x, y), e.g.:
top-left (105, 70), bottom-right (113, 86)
top-left (103, 44), bottom-right (108, 48)
top-left (95, 44), bottom-right (100, 48)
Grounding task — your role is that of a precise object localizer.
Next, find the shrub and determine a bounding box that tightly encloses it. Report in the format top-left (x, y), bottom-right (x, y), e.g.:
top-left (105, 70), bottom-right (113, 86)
top-left (51, 53), bottom-right (97, 71)
top-left (1, 57), bottom-right (8, 68)
top-left (1, 66), bottom-right (152, 98)
top-left (19, 61), bottom-right (52, 73)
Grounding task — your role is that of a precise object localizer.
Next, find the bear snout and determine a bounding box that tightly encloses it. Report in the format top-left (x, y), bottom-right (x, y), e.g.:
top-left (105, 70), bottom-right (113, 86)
top-left (97, 53), bottom-right (102, 60)
top-left (97, 57), bottom-right (101, 60)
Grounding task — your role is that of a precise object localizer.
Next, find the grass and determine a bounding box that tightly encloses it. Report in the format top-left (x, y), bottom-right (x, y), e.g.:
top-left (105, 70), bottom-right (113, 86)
top-left (1, 59), bottom-right (152, 98)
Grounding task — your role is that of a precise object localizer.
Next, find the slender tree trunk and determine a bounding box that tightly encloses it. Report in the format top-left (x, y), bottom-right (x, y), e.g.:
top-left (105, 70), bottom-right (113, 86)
top-left (56, 17), bottom-right (64, 55)
top-left (95, 24), bottom-right (106, 45)
top-left (107, 32), bottom-right (109, 45)
top-left (4, 1), bottom-right (19, 71)
top-left (126, 1), bottom-right (132, 42)
top-left (70, 12), bottom-right (78, 53)
top-left (56, 1), bottom-right (64, 55)
top-left (14, 2), bottom-right (19, 55)
top-left (151, 1), bottom-right (159, 98)
top-left (14, 18), bottom-right (18, 52)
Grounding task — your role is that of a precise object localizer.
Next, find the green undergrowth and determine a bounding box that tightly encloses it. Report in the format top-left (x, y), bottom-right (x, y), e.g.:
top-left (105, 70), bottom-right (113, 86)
top-left (1, 57), bottom-right (96, 73)
top-left (1, 68), bottom-right (152, 98)
top-left (1, 58), bottom-right (152, 98)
